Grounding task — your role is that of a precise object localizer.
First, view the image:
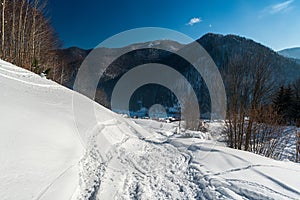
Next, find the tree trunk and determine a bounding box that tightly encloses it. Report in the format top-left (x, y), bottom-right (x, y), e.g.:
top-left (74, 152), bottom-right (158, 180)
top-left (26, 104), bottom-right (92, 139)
top-left (1, 0), bottom-right (6, 58)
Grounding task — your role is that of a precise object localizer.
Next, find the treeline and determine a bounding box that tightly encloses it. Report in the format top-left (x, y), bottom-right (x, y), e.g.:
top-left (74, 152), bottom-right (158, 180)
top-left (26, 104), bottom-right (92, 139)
top-left (273, 80), bottom-right (300, 126)
top-left (272, 80), bottom-right (300, 162)
top-left (0, 0), bottom-right (60, 71)
top-left (223, 47), bottom-right (300, 162)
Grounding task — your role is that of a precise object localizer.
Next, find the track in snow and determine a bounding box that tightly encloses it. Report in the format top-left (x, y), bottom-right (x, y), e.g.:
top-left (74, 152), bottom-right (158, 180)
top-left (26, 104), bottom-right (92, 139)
top-left (80, 119), bottom-right (300, 200)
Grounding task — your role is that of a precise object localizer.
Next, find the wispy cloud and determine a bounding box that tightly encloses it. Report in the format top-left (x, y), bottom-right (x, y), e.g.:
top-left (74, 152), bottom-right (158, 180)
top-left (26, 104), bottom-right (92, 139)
top-left (264, 0), bottom-right (295, 15)
top-left (186, 17), bottom-right (202, 26)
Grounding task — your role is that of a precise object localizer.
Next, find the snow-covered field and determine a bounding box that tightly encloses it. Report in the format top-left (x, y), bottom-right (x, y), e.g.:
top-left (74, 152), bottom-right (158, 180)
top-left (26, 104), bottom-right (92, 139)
top-left (0, 59), bottom-right (299, 200)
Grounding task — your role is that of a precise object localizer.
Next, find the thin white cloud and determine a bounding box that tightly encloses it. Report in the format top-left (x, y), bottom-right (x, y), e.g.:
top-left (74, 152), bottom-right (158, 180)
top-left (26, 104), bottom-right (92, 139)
top-left (271, 0), bottom-right (294, 13)
top-left (186, 17), bottom-right (202, 26)
top-left (267, 0), bottom-right (294, 14)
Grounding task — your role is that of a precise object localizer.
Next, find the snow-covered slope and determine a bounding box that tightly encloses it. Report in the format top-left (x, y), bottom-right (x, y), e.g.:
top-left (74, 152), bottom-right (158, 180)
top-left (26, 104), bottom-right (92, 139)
top-left (0, 59), bottom-right (299, 200)
top-left (278, 47), bottom-right (300, 59)
top-left (0, 59), bottom-right (85, 200)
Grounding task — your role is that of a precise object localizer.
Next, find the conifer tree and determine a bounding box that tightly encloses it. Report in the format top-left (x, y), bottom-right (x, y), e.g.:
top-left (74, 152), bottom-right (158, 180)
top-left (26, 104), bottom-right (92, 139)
top-left (273, 85), bottom-right (294, 125)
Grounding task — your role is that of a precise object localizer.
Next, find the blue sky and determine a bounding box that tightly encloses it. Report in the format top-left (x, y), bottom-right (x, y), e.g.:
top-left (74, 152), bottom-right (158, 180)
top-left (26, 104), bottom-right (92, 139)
top-left (49, 0), bottom-right (300, 51)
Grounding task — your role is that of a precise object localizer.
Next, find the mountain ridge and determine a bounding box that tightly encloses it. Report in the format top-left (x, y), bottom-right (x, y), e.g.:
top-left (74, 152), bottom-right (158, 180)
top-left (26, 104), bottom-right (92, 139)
top-left (278, 47), bottom-right (300, 59)
top-left (44, 33), bottom-right (300, 115)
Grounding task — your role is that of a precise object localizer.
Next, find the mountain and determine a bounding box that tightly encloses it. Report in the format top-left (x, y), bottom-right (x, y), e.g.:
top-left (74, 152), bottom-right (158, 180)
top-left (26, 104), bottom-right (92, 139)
top-left (278, 47), bottom-right (300, 59)
top-left (1, 59), bottom-right (300, 199)
top-left (278, 47), bottom-right (300, 64)
top-left (45, 34), bottom-right (300, 116)
top-left (198, 33), bottom-right (300, 84)
top-left (45, 41), bottom-right (183, 88)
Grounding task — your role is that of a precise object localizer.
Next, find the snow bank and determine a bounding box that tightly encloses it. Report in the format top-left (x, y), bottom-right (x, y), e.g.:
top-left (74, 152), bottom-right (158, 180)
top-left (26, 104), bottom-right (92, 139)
top-left (0, 60), bottom-right (84, 200)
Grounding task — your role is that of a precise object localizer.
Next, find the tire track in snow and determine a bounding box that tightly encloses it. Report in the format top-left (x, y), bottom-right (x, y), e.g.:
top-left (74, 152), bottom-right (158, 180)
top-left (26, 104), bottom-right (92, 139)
top-left (0, 65), bottom-right (29, 75)
top-left (226, 179), bottom-right (299, 200)
top-left (0, 67), bottom-right (61, 88)
top-left (34, 164), bottom-right (78, 200)
top-left (204, 164), bottom-right (287, 176)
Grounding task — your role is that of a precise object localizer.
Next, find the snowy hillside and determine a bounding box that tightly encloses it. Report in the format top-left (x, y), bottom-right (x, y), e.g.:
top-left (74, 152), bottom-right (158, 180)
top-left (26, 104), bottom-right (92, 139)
top-left (0, 59), bottom-right (84, 199)
top-left (279, 47), bottom-right (300, 60)
top-left (0, 59), bottom-right (300, 200)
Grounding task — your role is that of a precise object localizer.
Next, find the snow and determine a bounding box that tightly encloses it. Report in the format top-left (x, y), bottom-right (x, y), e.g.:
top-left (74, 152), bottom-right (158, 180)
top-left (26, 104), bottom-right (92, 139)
top-left (0, 59), bottom-right (300, 200)
top-left (0, 60), bottom-right (84, 200)
top-left (279, 127), bottom-right (300, 162)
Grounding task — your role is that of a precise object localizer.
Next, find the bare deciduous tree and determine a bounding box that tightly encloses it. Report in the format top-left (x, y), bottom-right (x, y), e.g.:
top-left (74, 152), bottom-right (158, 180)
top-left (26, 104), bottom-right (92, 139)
top-left (296, 130), bottom-right (300, 162)
top-left (0, 0), bottom-right (61, 71)
top-left (1, 0), bottom-right (6, 58)
top-left (223, 47), bottom-right (287, 158)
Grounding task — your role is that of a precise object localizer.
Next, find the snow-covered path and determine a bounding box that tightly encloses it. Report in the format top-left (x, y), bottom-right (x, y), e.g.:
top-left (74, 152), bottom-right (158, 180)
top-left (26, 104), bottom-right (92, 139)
top-left (89, 119), bottom-right (300, 200)
top-left (0, 59), bottom-right (299, 200)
